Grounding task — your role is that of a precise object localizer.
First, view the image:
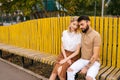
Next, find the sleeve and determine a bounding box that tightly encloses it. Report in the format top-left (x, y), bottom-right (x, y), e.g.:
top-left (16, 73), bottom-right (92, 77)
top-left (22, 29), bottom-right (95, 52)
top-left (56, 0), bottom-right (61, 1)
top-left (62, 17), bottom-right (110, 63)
top-left (61, 31), bottom-right (65, 42)
top-left (94, 33), bottom-right (101, 47)
top-left (77, 34), bottom-right (82, 44)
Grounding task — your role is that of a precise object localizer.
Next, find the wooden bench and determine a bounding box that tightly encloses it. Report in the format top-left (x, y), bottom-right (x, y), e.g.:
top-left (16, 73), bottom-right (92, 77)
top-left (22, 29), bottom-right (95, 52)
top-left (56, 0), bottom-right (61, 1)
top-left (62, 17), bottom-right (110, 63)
top-left (95, 17), bottom-right (120, 80)
top-left (0, 43), bottom-right (57, 67)
top-left (0, 43), bottom-right (120, 80)
top-left (0, 17), bottom-right (120, 80)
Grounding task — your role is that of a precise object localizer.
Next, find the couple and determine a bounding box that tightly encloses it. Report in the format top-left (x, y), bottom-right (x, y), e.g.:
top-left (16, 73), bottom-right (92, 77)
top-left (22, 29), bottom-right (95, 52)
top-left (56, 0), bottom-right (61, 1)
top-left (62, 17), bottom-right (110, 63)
top-left (49, 15), bottom-right (101, 80)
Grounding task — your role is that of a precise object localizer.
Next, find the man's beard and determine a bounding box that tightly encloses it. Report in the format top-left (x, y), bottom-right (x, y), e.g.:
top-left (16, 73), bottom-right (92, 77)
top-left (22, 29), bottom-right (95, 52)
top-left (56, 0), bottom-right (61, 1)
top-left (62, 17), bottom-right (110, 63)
top-left (81, 25), bottom-right (89, 33)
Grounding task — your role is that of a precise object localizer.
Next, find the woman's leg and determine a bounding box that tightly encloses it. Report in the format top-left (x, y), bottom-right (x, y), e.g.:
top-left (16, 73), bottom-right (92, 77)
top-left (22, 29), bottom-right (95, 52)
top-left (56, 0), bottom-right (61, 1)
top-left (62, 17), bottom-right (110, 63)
top-left (49, 73), bottom-right (57, 80)
top-left (57, 61), bottom-right (71, 80)
top-left (58, 66), bottom-right (66, 80)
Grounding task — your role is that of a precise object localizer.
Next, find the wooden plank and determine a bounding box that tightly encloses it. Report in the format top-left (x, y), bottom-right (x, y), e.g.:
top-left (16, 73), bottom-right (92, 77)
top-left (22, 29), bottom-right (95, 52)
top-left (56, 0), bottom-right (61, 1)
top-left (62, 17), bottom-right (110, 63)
top-left (95, 17), bottom-right (100, 32)
top-left (38, 19), bottom-right (42, 51)
top-left (106, 68), bottom-right (119, 80)
top-left (44, 18), bottom-right (47, 53)
top-left (96, 66), bottom-right (110, 80)
top-left (117, 18), bottom-right (120, 68)
top-left (112, 70), bottom-right (120, 80)
top-left (112, 18), bottom-right (118, 67)
top-left (99, 17), bottom-right (103, 66)
top-left (101, 17), bottom-right (108, 66)
top-left (54, 17), bottom-right (58, 55)
top-left (100, 67), bottom-right (115, 80)
top-left (97, 17), bottom-right (113, 80)
top-left (107, 17), bottom-right (113, 66)
top-left (90, 16), bottom-right (95, 29)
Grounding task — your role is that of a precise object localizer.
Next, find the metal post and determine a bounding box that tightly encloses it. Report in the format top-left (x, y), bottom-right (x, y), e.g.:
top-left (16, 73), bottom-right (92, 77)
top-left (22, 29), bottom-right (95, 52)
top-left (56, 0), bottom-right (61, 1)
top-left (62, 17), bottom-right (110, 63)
top-left (21, 57), bottom-right (25, 67)
top-left (101, 0), bottom-right (105, 17)
top-left (31, 60), bottom-right (34, 65)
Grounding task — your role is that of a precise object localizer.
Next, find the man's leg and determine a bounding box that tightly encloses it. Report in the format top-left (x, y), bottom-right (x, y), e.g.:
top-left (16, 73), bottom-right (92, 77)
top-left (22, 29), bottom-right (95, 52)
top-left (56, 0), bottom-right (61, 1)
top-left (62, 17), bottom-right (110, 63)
top-left (67, 59), bottom-right (88, 80)
top-left (86, 61), bottom-right (100, 80)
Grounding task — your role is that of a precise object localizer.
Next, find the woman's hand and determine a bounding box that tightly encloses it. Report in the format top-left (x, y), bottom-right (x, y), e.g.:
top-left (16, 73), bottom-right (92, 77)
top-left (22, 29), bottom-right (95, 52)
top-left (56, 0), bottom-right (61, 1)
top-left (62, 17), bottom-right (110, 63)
top-left (59, 58), bottom-right (67, 64)
top-left (67, 59), bottom-right (72, 65)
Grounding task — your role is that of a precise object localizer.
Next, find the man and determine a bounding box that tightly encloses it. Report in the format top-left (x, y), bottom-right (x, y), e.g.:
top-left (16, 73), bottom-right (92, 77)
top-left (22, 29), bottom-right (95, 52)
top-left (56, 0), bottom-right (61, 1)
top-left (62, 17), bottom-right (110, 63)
top-left (67, 15), bottom-right (101, 80)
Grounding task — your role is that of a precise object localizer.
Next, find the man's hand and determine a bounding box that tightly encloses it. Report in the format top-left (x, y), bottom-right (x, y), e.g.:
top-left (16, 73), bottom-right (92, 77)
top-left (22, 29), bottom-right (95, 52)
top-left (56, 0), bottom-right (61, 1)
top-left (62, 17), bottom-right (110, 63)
top-left (79, 67), bottom-right (88, 74)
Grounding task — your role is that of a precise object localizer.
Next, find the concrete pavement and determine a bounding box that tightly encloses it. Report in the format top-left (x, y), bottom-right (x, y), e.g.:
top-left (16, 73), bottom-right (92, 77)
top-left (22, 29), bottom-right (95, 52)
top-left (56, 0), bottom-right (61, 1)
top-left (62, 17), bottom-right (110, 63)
top-left (0, 58), bottom-right (48, 80)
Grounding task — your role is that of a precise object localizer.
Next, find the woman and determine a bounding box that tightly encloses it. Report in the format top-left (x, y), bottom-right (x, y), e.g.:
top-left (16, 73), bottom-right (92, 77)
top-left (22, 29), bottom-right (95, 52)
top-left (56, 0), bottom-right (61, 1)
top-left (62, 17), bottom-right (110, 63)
top-left (49, 17), bottom-right (81, 80)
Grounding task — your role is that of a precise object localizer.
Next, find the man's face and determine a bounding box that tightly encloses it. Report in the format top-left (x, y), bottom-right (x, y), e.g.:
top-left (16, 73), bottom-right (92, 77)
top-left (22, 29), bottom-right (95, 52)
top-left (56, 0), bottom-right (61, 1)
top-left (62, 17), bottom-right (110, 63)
top-left (78, 20), bottom-right (89, 33)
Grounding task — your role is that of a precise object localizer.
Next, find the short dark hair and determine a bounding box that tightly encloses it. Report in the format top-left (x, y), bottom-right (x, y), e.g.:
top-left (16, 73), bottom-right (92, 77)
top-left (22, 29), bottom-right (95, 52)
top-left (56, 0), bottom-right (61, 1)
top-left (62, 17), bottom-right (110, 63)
top-left (77, 15), bottom-right (90, 22)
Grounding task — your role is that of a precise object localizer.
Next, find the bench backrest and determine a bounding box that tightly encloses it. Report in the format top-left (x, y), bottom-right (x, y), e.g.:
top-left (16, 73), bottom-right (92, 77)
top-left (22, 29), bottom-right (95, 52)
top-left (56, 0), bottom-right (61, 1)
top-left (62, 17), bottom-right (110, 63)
top-left (0, 16), bottom-right (120, 68)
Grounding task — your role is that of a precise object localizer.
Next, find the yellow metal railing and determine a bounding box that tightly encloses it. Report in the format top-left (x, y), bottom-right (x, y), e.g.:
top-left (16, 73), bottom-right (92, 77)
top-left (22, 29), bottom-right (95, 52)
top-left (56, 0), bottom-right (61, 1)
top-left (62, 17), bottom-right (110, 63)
top-left (0, 16), bottom-right (120, 68)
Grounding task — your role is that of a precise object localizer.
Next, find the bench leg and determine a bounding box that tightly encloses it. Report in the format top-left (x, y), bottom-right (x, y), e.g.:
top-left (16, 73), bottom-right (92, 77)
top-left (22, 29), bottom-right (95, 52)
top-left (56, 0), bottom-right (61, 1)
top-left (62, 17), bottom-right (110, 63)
top-left (31, 60), bottom-right (34, 65)
top-left (21, 57), bottom-right (25, 67)
top-left (0, 50), bottom-right (2, 58)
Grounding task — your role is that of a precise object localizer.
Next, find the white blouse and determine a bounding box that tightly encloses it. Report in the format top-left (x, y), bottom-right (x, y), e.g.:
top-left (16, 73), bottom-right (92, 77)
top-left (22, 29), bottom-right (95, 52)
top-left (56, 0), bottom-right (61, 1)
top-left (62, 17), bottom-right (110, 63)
top-left (62, 30), bottom-right (81, 52)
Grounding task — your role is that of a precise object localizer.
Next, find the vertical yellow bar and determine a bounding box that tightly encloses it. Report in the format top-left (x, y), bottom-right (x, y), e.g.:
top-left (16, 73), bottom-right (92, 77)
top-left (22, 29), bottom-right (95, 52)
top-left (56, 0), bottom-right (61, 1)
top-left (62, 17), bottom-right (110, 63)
top-left (54, 17), bottom-right (57, 55)
top-left (26, 21), bottom-right (30, 49)
top-left (107, 17), bottom-right (113, 66)
top-left (48, 18), bottom-right (51, 54)
top-left (99, 17), bottom-right (103, 64)
top-left (102, 17), bottom-right (108, 66)
top-left (112, 18), bottom-right (117, 67)
top-left (53, 18), bottom-right (55, 55)
top-left (36, 19), bottom-right (40, 51)
top-left (44, 18), bottom-right (47, 53)
top-left (96, 17), bottom-right (100, 32)
top-left (117, 18), bottom-right (120, 68)
top-left (34, 20), bottom-right (37, 50)
top-left (0, 27), bottom-right (1, 42)
top-left (50, 18), bottom-right (53, 55)
top-left (42, 19), bottom-right (44, 52)
top-left (37, 19), bottom-right (40, 51)
top-left (57, 17), bottom-right (60, 55)
top-left (39, 19), bottom-right (43, 52)
top-left (89, 16), bottom-right (95, 29)
top-left (65, 16), bottom-right (71, 30)
top-left (32, 20), bottom-right (36, 50)
top-left (56, 17), bottom-right (60, 55)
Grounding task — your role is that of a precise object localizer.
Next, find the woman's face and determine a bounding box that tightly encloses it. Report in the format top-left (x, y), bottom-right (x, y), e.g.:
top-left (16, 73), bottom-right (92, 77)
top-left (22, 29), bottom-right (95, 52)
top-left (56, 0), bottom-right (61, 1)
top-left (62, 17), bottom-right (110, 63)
top-left (69, 21), bottom-right (78, 31)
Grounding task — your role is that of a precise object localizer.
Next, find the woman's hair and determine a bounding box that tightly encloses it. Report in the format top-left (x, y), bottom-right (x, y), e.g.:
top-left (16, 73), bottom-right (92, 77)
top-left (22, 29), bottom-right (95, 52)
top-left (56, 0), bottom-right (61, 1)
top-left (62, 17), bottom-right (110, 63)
top-left (68, 16), bottom-right (80, 33)
top-left (70, 16), bottom-right (79, 22)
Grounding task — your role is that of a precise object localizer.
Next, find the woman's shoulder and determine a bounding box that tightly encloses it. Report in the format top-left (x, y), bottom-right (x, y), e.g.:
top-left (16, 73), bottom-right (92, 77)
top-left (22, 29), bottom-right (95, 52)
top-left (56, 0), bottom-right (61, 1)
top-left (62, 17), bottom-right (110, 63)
top-left (62, 30), bottom-right (68, 34)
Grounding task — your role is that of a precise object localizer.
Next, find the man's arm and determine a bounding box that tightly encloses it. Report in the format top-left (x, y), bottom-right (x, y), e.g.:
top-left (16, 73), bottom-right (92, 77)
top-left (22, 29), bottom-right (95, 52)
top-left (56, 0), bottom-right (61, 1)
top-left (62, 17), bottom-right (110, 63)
top-left (85, 46), bottom-right (100, 69)
top-left (80, 33), bottom-right (101, 74)
top-left (79, 46), bottom-right (100, 74)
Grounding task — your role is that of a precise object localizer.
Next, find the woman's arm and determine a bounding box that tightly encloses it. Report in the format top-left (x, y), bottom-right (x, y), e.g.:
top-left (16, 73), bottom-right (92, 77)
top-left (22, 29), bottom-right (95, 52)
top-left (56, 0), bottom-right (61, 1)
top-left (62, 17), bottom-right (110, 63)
top-left (66, 44), bottom-right (80, 61)
top-left (61, 43), bottom-right (67, 59)
top-left (59, 44), bottom-right (81, 64)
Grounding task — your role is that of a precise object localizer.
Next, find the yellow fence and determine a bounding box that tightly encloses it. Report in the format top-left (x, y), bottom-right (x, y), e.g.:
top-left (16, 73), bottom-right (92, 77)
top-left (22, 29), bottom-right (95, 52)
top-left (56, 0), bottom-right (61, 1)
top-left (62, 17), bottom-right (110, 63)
top-left (0, 16), bottom-right (120, 69)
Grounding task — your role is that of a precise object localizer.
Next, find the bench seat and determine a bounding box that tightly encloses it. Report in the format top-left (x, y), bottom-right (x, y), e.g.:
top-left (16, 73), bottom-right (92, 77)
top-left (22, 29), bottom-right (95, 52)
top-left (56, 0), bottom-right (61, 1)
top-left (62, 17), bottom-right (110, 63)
top-left (0, 43), bottom-right (120, 80)
top-left (0, 43), bottom-right (57, 66)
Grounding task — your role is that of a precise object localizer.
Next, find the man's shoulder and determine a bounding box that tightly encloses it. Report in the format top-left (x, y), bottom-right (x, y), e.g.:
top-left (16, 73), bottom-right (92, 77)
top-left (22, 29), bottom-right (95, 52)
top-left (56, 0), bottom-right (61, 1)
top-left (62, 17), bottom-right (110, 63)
top-left (91, 29), bottom-right (100, 37)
